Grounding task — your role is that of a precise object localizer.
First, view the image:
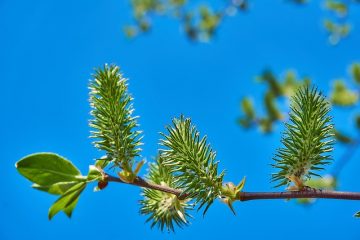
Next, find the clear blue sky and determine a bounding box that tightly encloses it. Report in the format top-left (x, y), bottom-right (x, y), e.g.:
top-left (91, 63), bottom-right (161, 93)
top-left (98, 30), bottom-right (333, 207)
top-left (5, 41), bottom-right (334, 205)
top-left (2, 1), bottom-right (360, 239)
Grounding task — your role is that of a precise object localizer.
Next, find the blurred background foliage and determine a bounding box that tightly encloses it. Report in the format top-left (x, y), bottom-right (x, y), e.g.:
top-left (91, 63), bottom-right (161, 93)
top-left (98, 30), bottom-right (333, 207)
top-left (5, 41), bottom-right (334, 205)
top-left (125, 0), bottom-right (359, 44)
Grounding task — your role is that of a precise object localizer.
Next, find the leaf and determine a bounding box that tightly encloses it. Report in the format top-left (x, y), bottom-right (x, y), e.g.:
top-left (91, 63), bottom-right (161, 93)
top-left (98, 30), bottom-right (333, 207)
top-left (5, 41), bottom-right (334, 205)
top-left (48, 182), bottom-right (86, 220)
top-left (330, 80), bottom-right (358, 106)
top-left (325, 0), bottom-right (348, 16)
top-left (236, 177), bottom-right (246, 192)
top-left (87, 165), bottom-right (103, 182)
top-left (305, 175), bottom-right (337, 189)
top-left (16, 153), bottom-right (85, 186)
top-left (241, 97), bottom-right (255, 120)
top-left (355, 212), bottom-right (360, 218)
top-left (32, 181), bottom-right (80, 195)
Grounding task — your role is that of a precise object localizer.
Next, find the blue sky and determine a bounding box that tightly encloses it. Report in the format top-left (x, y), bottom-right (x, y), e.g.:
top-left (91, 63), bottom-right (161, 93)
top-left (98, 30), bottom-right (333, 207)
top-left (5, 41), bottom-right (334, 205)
top-left (2, 0), bottom-right (360, 239)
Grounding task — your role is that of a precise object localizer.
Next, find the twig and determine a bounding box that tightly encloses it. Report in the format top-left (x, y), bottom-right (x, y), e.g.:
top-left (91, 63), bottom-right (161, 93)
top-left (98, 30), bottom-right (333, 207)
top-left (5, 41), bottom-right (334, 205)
top-left (105, 174), bottom-right (187, 199)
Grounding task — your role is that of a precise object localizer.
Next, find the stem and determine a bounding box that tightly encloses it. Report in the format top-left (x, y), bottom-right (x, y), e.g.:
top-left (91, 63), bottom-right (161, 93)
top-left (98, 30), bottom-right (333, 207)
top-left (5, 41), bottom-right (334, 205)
top-left (238, 190), bottom-right (360, 201)
top-left (105, 173), bottom-right (360, 202)
top-left (105, 174), bottom-right (187, 199)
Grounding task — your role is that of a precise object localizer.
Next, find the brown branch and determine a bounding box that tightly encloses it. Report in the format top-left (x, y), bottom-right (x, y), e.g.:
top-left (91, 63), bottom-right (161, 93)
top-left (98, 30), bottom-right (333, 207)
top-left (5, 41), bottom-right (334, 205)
top-left (238, 190), bottom-right (360, 201)
top-left (105, 173), bottom-right (360, 202)
top-left (105, 174), bottom-right (187, 199)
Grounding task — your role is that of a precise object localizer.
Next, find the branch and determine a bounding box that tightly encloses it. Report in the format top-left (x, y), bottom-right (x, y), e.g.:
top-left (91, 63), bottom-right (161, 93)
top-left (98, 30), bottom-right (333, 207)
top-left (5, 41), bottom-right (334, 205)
top-left (105, 174), bottom-right (187, 199)
top-left (238, 190), bottom-right (360, 201)
top-left (105, 173), bottom-right (360, 201)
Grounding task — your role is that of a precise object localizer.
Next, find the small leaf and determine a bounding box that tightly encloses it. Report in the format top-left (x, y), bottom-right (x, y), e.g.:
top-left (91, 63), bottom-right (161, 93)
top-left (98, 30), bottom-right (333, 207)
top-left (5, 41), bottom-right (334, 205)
top-left (236, 177), bottom-right (246, 192)
top-left (63, 197), bottom-right (80, 218)
top-left (134, 160), bottom-right (146, 176)
top-left (87, 165), bottom-right (103, 182)
top-left (16, 153), bottom-right (85, 186)
top-left (48, 182), bottom-right (86, 220)
top-left (355, 212), bottom-right (360, 218)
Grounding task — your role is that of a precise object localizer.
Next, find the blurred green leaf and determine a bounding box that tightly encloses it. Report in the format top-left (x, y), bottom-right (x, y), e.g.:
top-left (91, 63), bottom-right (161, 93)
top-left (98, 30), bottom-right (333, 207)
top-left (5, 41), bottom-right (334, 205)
top-left (330, 80), bottom-right (358, 106)
top-left (241, 97), bottom-right (255, 119)
top-left (48, 182), bottom-right (86, 220)
top-left (238, 118), bottom-right (252, 128)
top-left (258, 70), bottom-right (283, 96)
top-left (355, 212), bottom-right (360, 218)
top-left (325, 0), bottom-right (348, 16)
top-left (264, 91), bottom-right (283, 121)
top-left (259, 118), bottom-right (273, 133)
top-left (297, 175), bottom-right (337, 205)
top-left (350, 63), bottom-right (360, 84)
top-left (16, 153), bottom-right (85, 186)
top-left (305, 175), bottom-right (337, 189)
top-left (282, 71), bottom-right (310, 97)
top-left (324, 19), bottom-right (351, 45)
top-left (123, 26), bottom-right (137, 38)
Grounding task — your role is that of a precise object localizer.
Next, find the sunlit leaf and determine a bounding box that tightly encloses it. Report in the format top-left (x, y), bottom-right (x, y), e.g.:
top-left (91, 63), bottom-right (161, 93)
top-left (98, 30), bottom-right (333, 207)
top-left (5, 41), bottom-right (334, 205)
top-left (16, 153), bottom-right (84, 186)
top-left (48, 182), bottom-right (86, 220)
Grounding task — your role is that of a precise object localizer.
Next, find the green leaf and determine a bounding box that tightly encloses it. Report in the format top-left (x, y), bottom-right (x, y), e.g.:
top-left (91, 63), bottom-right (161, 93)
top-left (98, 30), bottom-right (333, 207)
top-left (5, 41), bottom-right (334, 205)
top-left (32, 182), bottom-right (80, 195)
top-left (258, 70), bottom-right (283, 96)
top-left (264, 91), bottom-right (283, 121)
top-left (355, 212), bottom-right (360, 218)
top-left (48, 182), bottom-right (86, 220)
top-left (330, 80), bottom-right (358, 106)
top-left (87, 165), bottom-right (103, 182)
top-left (305, 175), bottom-right (337, 189)
top-left (241, 97), bottom-right (255, 120)
top-left (16, 153), bottom-right (84, 186)
top-left (325, 0), bottom-right (348, 16)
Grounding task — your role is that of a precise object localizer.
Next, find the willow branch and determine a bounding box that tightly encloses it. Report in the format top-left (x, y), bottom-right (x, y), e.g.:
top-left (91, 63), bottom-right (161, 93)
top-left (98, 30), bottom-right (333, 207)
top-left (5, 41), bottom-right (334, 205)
top-left (238, 190), bottom-right (360, 201)
top-left (105, 174), bottom-right (187, 199)
top-left (105, 173), bottom-right (360, 202)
